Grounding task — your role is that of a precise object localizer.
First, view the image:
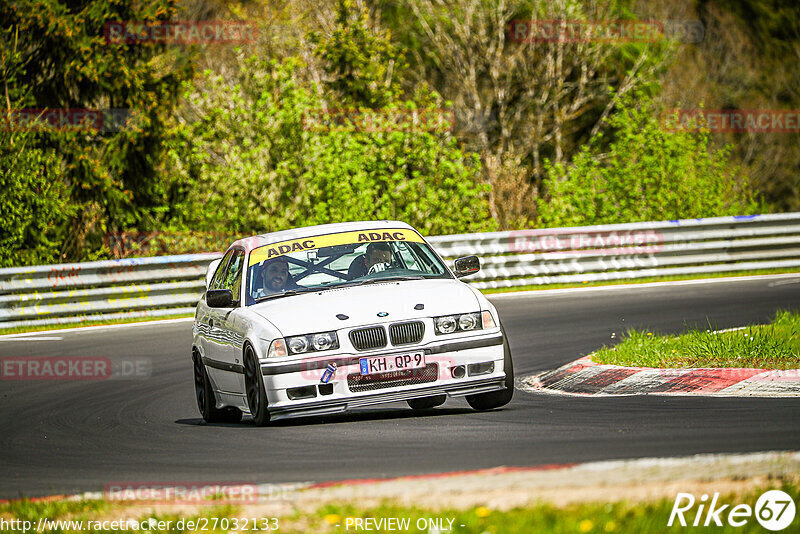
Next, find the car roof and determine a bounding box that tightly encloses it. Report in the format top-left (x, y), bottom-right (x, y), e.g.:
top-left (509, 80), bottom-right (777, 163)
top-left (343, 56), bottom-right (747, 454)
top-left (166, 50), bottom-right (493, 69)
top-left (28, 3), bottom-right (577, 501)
top-left (229, 220), bottom-right (419, 252)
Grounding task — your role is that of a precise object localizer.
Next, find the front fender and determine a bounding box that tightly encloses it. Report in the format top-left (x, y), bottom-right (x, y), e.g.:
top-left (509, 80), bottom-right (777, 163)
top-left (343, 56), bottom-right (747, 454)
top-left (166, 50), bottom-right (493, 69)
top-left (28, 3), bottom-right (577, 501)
top-left (239, 309), bottom-right (283, 361)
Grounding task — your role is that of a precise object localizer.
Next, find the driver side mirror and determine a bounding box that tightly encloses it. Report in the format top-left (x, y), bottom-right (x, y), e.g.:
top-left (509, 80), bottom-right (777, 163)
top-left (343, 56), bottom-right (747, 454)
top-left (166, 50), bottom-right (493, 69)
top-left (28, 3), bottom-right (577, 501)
top-left (453, 255), bottom-right (480, 278)
top-left (206, 289), bottom-right (234, 308)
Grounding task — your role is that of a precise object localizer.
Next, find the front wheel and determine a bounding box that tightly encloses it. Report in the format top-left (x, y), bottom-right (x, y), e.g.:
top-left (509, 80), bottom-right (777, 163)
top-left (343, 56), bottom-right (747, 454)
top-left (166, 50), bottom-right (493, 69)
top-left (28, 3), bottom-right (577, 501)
top-left (408, 395), bottom-right (446, 410)
top-left (244, 345), bottom-right (270, 426)
top-left (193, 352), bottom-right (242, 423)
top-left (466, 327), bottom-right (514, 411)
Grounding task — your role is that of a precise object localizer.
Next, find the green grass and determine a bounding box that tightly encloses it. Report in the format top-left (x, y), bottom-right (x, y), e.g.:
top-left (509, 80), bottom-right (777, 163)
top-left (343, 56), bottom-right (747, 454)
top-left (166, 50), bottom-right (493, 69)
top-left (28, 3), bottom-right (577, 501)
top-left (2, 480), bottom-right (797, 533)
top-left (290, 480), bottom-right (800, 533)
top-left (0, 498), bottom-right (108, 522)
top-left (593, 310), bottom-right (800, 370)
top-left (479, 267), bottom-right (800, 294)
top-left (0, 313), bottom-right (193, 336)
top-left (0, 499), bottom-right (238, 533)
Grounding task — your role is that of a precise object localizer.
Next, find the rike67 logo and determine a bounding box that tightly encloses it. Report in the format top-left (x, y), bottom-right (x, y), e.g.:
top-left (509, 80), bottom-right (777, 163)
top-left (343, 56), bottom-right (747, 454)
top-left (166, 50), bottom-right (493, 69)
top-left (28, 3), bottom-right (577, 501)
top-left (669, 490), bottom-right (796, 530)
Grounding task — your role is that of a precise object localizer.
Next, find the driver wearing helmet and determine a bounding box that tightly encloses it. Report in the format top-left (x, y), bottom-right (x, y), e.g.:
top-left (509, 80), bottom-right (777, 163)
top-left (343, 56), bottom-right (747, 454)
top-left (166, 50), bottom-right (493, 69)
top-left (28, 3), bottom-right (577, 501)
top-left (347, 242), bottom-right (392, 279)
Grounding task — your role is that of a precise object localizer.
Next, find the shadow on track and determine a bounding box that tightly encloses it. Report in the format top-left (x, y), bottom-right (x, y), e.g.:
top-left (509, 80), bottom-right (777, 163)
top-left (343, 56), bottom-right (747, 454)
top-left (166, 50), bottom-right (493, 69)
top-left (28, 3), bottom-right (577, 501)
top-left (174, 405), bottom-right (516, 428)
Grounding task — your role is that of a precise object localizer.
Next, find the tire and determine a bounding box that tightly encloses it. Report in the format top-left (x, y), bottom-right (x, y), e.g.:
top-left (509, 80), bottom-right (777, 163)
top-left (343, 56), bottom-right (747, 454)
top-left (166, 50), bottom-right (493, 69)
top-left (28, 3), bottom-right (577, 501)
top-left (407, 395), bottom-right (446, 410)
top-left (244, 344), bottom-right (270, 426)
top-left (466, 326), bottom-right (514, 411)
top-left (193, 352), bottom-right (242, 423)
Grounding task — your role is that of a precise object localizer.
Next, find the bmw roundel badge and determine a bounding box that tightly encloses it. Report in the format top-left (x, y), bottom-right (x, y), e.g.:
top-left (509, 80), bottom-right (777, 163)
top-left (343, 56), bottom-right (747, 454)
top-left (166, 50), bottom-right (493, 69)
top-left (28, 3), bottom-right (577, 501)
top-left (377, 312), bottom-right (389, 317)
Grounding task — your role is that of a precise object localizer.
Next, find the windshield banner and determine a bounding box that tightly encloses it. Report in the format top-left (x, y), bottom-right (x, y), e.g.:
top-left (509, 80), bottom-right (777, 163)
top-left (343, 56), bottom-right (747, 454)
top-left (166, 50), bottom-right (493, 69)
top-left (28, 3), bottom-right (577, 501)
top-left (248, 229), bottom-right (424, 266)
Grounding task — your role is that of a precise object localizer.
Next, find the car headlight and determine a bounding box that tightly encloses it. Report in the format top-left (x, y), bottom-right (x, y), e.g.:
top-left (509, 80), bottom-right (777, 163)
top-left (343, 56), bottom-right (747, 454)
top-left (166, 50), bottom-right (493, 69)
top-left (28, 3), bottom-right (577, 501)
top-left (287, 336), bottom-right (308, 354)
top-left (312, 332), bottom-right (336, 351)
top-left (434, 312), bottom-right (481, 335)
top-left (435, 315), bottom-right (458, 334)
top-left (286, 331), bottom-right (339, 355)
top-left (459, 313), bottom-right (479, 330)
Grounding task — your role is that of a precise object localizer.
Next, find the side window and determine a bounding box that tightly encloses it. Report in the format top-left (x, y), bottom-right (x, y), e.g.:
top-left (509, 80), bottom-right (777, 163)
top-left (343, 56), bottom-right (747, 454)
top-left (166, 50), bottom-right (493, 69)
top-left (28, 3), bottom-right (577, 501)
top-left (219, 250), bottom-right (244, 304)
top-left (209, 250), bottom-right (234, 291)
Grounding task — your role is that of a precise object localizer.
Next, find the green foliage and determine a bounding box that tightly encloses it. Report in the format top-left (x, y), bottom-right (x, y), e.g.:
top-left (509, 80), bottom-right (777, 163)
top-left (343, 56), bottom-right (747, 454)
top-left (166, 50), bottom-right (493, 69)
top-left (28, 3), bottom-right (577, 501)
top-left (310, 0), bottom-right (407, 108)
top-left (164, 56), bottom-right (494, 237)
top-left (0, 130), bottom-right (71, 267)
top-left (0, 1), bottom-right (793, 267)
top-left (0, 0), bottom-right (195, 260)
top-left (538, 93), bottom-right (761, 227)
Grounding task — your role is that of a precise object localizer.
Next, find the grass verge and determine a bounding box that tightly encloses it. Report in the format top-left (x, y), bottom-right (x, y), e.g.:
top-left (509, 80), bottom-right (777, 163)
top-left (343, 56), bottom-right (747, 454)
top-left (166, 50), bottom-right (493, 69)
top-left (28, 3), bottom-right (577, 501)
top-left (0, 314), bottom-right (194, 337)
top-left (1, 480), bottom-right (797, 533)
top-left (593, 310), bottom-right (800, 370)
top-left (479, 267), bottom-right (800, 294)
top-left (306, 482), bottom-right (799, 533)
top-left (0, 499), bottom-right (237, 533)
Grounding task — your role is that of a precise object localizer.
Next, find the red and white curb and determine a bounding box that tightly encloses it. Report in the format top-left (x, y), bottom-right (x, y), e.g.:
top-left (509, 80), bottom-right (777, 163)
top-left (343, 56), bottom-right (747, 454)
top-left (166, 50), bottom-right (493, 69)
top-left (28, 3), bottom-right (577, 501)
top-left (521, 356), bottom-right (800, 397)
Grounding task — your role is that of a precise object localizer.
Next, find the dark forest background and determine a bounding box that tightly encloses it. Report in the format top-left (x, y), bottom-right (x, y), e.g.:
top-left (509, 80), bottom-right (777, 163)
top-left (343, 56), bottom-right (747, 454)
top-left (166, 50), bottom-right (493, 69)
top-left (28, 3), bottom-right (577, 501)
top-left (2, 0), bottom-right (798, 266)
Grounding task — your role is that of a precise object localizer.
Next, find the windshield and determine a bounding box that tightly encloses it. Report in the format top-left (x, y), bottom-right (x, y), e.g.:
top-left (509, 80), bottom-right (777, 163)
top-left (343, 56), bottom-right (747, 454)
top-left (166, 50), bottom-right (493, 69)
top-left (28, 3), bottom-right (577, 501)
top-left (245, 228), bottom-right (451, 305)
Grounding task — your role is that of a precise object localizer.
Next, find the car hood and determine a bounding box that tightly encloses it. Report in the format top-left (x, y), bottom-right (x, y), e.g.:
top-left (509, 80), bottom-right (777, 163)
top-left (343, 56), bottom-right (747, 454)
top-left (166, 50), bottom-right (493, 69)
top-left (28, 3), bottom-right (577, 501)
top-left (249, 279), bottom-right (480, 336)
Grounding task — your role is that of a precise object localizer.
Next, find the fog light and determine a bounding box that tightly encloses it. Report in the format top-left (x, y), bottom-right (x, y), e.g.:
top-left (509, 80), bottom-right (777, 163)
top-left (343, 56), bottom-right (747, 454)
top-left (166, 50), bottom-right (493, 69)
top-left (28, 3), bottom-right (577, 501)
top-left (451, 365), bottom-right (466, 379)
top-left (287, 386), bottom-right (317, 400)
top-left (468, 362), bottom-right (495, 376)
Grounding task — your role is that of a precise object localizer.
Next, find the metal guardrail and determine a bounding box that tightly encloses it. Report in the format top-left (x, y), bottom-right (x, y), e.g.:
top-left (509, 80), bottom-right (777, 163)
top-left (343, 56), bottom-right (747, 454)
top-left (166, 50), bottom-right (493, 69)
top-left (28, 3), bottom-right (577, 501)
top-left (0, 254), bottom-right (220, 329)
top-left (428, 212), bottom-right (800, 289)
top-left (1, 214), bottom-right (799, 329)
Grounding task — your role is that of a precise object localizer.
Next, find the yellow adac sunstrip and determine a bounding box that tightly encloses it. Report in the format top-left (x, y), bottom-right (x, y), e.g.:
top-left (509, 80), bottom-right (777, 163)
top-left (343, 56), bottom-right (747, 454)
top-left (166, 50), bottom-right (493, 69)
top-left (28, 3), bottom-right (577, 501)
top-left (248, 228), bottom-right (425, 266)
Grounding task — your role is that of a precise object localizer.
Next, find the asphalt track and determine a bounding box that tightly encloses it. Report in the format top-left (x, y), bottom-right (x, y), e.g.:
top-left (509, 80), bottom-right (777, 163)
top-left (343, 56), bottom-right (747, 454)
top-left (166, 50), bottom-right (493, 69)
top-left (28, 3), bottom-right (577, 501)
top-left (2, 275), bottom-right (800, 499)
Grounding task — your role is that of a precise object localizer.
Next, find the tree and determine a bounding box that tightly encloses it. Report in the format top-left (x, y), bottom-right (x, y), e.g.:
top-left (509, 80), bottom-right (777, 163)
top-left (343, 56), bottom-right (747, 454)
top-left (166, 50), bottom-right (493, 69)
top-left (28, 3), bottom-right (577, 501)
top-left (397, 0), bottom-right (672, 227)
top-left (310, 0), bottom-right (406, 108)
top-left (0, 129), bottom-right (70, 267)
top-left (659, 0), bottom-right (800, 211)
top-left (0, 0), bottom-right (195, 261)
top-left (164, 55), bottom-right (494, 237)
top-left (537, 92), bottom-right (760, 227)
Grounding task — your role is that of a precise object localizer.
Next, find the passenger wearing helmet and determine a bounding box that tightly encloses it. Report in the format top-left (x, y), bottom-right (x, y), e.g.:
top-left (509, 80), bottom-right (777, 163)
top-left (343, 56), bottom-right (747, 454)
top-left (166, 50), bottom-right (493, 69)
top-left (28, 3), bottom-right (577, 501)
top-left (347, 242), bottom-right (393, 279)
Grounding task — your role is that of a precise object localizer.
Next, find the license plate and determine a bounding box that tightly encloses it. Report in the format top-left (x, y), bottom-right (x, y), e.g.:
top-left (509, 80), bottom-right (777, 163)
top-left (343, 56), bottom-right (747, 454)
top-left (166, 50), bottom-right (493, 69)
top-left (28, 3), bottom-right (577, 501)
top-left (359, 352), bottom-right (425, 376)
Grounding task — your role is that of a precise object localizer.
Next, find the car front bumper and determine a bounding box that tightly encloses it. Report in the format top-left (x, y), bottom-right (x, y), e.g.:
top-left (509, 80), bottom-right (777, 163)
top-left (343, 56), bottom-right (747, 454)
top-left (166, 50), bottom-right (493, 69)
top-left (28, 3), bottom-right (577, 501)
top-left (259, 332), bottom-right (507, 421)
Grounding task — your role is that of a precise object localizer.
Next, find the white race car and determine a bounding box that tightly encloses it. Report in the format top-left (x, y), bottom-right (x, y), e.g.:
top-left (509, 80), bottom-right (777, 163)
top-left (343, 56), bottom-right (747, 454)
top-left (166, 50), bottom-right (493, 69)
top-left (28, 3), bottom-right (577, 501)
top-left (192, 221), bottom-right (513, 425)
